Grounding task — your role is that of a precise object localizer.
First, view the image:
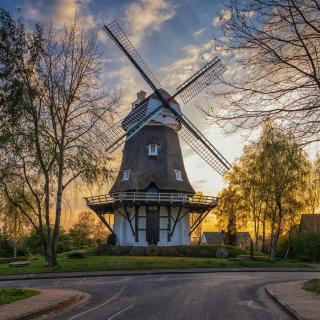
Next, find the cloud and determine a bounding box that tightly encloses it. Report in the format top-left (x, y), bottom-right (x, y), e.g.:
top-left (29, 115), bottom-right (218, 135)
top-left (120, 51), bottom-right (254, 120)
top-left (212, 8), bottom-right (255, 26)
top-left (106, 62), bottom-right (149, 109)
top-left (123, 0), bottom-right (176, 47)
top-left (23, 0), bottom-right (94, 29)
top-left (194, 28), bottom-right (205, 36)
top-left (212, 9), bottom-right (233, 26)
top-left (54, 0), bottom-right (78, 27)
top-left (159, 40), bottom-right (216, 92)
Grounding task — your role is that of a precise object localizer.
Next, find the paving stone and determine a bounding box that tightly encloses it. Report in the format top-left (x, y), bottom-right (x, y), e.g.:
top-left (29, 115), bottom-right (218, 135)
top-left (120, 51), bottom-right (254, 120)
top-left (267, 281), bottom-right (320, 320)
top-left (0, 288), bottom-right (85, 320)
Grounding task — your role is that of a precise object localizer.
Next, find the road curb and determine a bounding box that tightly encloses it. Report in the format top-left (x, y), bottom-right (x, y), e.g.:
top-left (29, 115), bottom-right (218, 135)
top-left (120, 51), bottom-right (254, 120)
top-left (1, 290), bottom-right (89, 320)
top-left (0, 267), bottom-right (319, 282)
top-left (265, 285), bottom-right (306, 320)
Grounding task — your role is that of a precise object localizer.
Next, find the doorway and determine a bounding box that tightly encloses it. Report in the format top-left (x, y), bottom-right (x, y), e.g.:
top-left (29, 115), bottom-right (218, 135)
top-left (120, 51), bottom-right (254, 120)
top-left (146, 207), bottom-right (160, 244)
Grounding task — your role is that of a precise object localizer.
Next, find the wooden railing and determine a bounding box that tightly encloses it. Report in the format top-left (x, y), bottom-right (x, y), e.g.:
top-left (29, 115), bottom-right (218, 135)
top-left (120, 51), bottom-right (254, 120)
top-left (85, 192), bottom-right (218, 207)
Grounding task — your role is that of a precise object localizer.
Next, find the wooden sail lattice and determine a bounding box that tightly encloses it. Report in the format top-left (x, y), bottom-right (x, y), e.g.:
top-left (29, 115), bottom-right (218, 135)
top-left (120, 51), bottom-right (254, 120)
top-left (175, 57), bottom-right (227, 104)
top-left (104, 21), bottom-right (162, 92)
top-left (178, 124), bottom-right (230, 176)
top-left (104, 100), bottom-right (164, 153)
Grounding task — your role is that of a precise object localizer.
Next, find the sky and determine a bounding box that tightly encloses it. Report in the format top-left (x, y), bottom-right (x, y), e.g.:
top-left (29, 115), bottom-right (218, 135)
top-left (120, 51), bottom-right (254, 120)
top-left (0, 0), bottom-right (247, 198)
top-left (2, 0), bottom-right (320, 233)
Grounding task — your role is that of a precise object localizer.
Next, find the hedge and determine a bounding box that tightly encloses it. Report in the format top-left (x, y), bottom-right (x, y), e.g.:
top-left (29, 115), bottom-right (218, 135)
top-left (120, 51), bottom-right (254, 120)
top-left (98, 244), bottom-right (249, 258)
top-left (278, 231), bottom-right (320, 262)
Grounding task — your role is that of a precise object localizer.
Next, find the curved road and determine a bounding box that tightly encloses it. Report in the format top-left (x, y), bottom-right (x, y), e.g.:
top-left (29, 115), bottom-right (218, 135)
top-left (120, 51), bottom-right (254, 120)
top-left (1, 271), bottom-right (319, 319)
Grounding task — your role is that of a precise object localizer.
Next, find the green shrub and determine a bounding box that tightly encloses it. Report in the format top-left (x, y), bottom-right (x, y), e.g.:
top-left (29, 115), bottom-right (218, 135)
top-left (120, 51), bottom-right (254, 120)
top-left (111, 246), bottom-right (131, 255)
top-left (0, 257), bottom-right (28, 264)
top-left (129, 247), bottom-right (146, 256)
top-left (303, 279), bottom-right (320, 295)
top-left (98, 244), bottom-right (112, 255)
top-left (146, 244), bottom-right (159, 256)
top-left (0, 288), bottom-right (40, 305)
top-left (158, 246), bottom-right (180, 256)
top-left (105, 244), bottom-right (248, 258)
top-left (67, 250), bottom-right (87, 259)
top-left (107, 233), bottom-right (117, 246)
top-left (278, 231), bottom-right (320, 262)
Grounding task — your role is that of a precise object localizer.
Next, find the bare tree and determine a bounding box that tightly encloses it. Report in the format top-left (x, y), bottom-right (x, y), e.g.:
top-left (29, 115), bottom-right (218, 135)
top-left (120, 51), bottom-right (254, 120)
top-left (0, 12), bottom-right (119, 265)
top-left (205, 0), bottom-right (320, 143)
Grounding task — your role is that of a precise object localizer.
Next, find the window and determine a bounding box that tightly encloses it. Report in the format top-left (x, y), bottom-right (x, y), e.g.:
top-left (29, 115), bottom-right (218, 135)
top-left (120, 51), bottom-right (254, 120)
top-left (174, 169), bottom-right (183, 181)
top-left (122, 169), bottom-right (130, 181)
top-left (148, 144), bottom-right (158, 156)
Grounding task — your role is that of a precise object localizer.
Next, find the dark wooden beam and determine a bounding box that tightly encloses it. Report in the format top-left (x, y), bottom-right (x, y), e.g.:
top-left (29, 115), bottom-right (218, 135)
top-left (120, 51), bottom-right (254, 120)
top-left (96, 213), bottom-right (114, 234)
top-left (189, 210), bottom-right (211, 235)
top-left (170, 207), bottom-right (182, 238)
top-left (124, 206), bottom-right (136, 237)
top-left (167, 206), bottom-right (172, 242)
top-left (134, 205), bottom-right (139, 242)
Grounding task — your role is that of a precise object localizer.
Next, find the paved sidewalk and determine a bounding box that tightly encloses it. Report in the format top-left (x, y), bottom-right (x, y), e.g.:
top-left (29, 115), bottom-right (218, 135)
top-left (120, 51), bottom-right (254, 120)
top-left (0, 267), bottom-right (319, 282)
top-left (0, 289), bottom-right (87, 320)
top-left (266, 281), bottom-right (320, 320)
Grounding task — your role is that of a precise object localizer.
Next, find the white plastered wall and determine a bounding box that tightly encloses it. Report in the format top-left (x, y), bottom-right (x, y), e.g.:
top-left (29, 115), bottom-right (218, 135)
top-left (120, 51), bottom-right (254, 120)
top-left (113, 206), bottom-right (190, 246)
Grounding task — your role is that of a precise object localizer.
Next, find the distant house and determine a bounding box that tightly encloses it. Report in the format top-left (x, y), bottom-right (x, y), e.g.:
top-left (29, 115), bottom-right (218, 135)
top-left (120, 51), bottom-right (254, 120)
top-left (201, 231), bottom-right (252, 249)
top-left (299, 214), bottom-right (320, 232)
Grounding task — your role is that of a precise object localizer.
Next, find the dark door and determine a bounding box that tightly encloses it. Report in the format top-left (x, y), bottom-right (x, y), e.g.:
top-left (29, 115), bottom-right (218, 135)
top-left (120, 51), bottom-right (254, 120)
top-left (146, 207), bottom-right (159, 244)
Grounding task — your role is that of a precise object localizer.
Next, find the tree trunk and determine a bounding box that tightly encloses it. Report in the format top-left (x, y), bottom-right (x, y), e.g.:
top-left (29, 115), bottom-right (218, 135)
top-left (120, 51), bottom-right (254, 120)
top-left (44, 175), bottom-right (54, 266)
top-left (227, 213), bottom-right (237, 246)
top-left (13, 213), bottom-right (17, 259)
top-left (12, 238), bottom-right (17, 259)
top-left (269, 212), bottom-right (276, 255)
top-left (284, 237), bottom-right (290, 259)
top-left (51, 148), bottom-right (65, 266)
top-left (261, 217), bottom-right (266, 253)
top-left (270, 223), bottom-right (281, 260)
top-left (253, 212), bottom-right (259, 252)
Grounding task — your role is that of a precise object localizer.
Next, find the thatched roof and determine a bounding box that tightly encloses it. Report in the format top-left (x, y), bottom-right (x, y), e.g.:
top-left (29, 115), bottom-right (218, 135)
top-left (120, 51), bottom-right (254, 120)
top-left (300, 214), bottom-right (320, 232)
top-left (110, 125), bottom-right (195, 194)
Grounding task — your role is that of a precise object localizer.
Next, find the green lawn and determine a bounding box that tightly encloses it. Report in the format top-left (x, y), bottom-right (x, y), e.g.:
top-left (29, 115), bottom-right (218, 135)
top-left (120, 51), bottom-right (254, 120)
top-left (0, 288), bottom-right (40, 305)
top-left (0, 253), bottom-right (315, 275)
top-left (303, 279), bottom-right (320, 295)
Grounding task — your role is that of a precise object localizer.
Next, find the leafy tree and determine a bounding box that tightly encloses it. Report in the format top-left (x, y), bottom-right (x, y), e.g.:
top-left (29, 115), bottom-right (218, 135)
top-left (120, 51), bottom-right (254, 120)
top-left (216, 122), bottom-right (309, 258)
top-left (215, 184), bottom-right (247, 246)
top-left (305, 154), bottom-right (320, 214)
top-left (257, 123), bottom-right (309, 258)
top-left (0, 11), bottom-right (118, 266)
top-left (68, 211), bottom-right (108, 247)
top-left (23, 227), bottom-right (69, 255)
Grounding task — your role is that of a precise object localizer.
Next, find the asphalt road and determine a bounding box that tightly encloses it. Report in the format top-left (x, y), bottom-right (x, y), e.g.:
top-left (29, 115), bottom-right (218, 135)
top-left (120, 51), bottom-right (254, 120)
top-left (1, 271), bottom-right (319, 320)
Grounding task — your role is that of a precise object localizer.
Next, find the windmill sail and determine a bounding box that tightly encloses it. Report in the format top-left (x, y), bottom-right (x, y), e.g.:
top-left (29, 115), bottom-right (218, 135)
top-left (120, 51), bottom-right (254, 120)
top-left (103, 19), bottom-right (231, 176)
top-left (178, 116), bottom-right (231, 176)
top-left (104, 21), bottom-right (161, 92)
top-left (174, 57), bottom-right (227, 104)
top-left (166, 104), bottom-right (231, 175)
top-left (105, 101), bottom-right (164, 153)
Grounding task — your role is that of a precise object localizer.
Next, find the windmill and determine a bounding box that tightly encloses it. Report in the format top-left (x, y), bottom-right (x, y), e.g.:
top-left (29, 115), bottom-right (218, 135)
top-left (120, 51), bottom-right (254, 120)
top-left (85, 20), bottom-right (231, 246)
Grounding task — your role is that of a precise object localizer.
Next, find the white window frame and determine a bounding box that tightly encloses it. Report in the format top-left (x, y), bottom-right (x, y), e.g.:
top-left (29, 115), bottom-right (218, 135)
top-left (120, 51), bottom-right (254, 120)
top-left (174, 169), bottom-right (183, 181)
top-left (148, 144), bottom-right (158, 156)
top-left (122, 169), bottom-right (130, 181)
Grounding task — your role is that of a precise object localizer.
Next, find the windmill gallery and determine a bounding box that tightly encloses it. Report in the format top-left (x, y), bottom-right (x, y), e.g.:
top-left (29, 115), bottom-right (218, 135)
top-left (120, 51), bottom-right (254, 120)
top-left (85, 21), bottom-right (231, 246)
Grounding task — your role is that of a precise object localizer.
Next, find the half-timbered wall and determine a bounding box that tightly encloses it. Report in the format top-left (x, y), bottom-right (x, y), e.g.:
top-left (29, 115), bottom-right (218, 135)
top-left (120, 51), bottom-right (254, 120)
top-left (113, 206), bottom-right (190, 246)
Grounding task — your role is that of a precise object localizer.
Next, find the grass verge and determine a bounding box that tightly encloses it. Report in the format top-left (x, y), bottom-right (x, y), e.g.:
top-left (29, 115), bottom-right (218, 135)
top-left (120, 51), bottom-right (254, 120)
top-left (0, 253), bottom-right (314, 275)
top-left (303, 279), bottom-right (320, 295)
top-left (0, 288), bottom-right (40, 305)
